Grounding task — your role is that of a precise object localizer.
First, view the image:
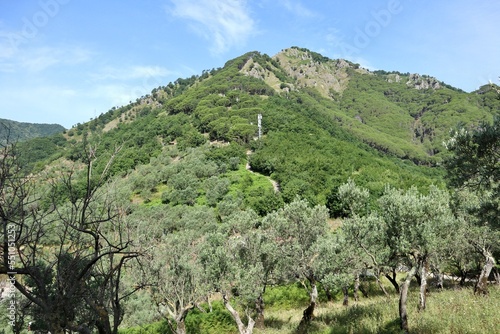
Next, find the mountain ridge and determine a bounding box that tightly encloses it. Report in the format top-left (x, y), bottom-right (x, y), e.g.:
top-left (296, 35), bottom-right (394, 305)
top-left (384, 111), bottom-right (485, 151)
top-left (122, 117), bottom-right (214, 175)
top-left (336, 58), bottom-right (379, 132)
top-left (13, 46), bottom-right (499, 205)
top-left (0, 118), bottom-right (65, 143)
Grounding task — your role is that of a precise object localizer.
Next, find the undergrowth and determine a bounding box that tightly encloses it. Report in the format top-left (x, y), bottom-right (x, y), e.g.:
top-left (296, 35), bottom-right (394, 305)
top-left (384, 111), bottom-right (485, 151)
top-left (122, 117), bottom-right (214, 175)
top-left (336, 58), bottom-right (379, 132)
top-left (120, 284), bottom-right (499, 334)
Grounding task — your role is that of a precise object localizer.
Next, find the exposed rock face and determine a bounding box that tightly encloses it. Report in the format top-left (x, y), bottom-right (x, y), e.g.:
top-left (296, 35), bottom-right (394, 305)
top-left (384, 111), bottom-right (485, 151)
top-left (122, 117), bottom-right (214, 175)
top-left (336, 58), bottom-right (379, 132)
top-left (239, 47), bottom-right (369, 99)
top-left (387, 73), bottom-right (401, 83)
top-left (273, 48), bottom-right (356, 98)
top-left (406, 73), bottom-right (441, 90)
top-left (240, 48), bottom-right (443, 100)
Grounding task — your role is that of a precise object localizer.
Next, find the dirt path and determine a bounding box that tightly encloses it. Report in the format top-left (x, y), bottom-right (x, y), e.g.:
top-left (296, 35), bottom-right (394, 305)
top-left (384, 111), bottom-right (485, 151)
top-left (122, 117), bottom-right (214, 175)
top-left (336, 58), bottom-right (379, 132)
top-left (246, 150), bottom-right (280, 192)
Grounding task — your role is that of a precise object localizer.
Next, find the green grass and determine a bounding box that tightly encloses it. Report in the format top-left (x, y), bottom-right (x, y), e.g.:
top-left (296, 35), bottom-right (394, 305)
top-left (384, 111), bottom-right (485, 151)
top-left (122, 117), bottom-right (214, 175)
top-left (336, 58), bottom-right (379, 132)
top-left (256, 284), bottom-right (500, 334)
top-left (118, 282), bottom-right (499, 334)
top-left (227, 163), bottom-right (275, 195)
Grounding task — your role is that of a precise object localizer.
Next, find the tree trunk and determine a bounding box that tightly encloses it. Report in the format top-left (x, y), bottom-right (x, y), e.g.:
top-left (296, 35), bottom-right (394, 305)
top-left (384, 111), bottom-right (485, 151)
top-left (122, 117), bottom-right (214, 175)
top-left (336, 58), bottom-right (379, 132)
top-left (324, 286), bottom-right (334, 301)
top-left (474, 249), bottom-right (496, 295)
top-left (175, 320), bottom-right (187, 334)
top-left (342, 286), bottom-right (349, 306)
top-left (418, 258), bottom-right (428, 311)
top-left (48, 324), bottom-right (65, 334)
top-left (399, 265), bottom-right (417, 334)
top-left (173, 303), bottom-right (194, 334)
top-left (432, 265), bottom-right (444, 290)
top-left (375, 274), bottom-right (389, 297)
top-left (254, 294), bottom-right (265, 329)
top-left (459, 269), bottom-right (467, 286)
top-left (71, 324), bottom-right (92, 334)
top-left (353, 274), bottom-right (360, 302)
top-left (298, 277), bottom-right (318, 329)
top-left (223, 293), bottom-right (255, 334)
top-left (47, 315), bottom-right (66, 334)
top-left (385, 269), bottom-right (400, 293)
top-left (493, 267), bottom-right (500, 285)
top-left (415, 273), bottom-right (421, 286)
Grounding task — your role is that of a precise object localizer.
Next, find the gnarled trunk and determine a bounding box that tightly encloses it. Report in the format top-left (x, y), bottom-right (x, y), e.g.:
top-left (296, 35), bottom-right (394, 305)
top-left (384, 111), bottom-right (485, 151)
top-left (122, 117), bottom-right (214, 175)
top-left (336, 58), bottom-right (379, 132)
top-left (324, 286), bottom-right (334, 301)
top-left (431, 264), bottom-right (444, 290)
top-left (385, 268), bottom-right (400, 293)
top-left (342, 286), bottom-right (349, 306)
top-left (298, 277), bottom-right (318, 330)
top-left (493, 267), bottom-right (500, 285)
top-left (223, 293), bottom-right (255, 334)
top-left (353, 274), bottom-right (360, 302)
top-left (175, 320), bottom-right (187, 334)
top-left (375, 273), bottom-right (389, 297)
top-left (418, 258), bottom-right (428, 311)
top-left (254, 294), bottom-right (265, 329)
top-left (174, 307), bottom-right (192, 334)
top-left (399, 265), bottom-right (417, 334)
top-left (474, 249), bottom-right (496, 295)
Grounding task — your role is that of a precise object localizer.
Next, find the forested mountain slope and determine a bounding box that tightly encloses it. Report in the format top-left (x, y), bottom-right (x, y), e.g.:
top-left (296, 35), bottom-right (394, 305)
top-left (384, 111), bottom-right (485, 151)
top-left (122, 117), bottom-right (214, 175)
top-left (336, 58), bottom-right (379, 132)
top-left (3, 46), bottom-right (499, 334)
top-left (15, 47), bottom-right (499, 207)
top-left (0, 118), bottom-right (65, 143)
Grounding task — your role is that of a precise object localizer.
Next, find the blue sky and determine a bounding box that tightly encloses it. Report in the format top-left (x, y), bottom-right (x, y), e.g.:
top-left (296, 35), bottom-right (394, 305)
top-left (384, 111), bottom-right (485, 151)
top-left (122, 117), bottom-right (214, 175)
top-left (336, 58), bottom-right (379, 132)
top-left (1, 0), bottom-right (499, 128)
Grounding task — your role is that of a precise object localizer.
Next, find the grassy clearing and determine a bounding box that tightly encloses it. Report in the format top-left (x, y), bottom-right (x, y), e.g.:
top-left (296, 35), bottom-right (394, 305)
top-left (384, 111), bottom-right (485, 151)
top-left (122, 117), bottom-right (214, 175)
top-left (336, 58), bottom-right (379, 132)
top-left (256, 284), bottom-right (500, 334)
top-left (119, 284), bottom-right (499, 334)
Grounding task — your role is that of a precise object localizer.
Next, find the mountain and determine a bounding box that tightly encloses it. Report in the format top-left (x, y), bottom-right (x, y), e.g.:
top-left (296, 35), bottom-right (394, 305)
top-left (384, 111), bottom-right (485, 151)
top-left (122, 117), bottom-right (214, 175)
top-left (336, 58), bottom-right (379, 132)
top-left (5, 47), bottom-right (499, 333)
top-left (0, 118), bottom-right (65, 143)
top-left (18, 47), bottom-right (499, 209)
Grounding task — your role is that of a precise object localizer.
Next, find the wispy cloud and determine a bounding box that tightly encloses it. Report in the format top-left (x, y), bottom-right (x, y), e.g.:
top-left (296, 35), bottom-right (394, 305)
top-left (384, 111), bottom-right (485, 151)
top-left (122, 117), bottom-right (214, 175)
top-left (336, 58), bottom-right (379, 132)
top-left (0, 41), bottom-right (93, 73)
top-left (169, 0), bottom-right (255, 55)
top-left (278, 0), bottom-right (317, 18)
top-left (89, 65), bottom-right (174, 82)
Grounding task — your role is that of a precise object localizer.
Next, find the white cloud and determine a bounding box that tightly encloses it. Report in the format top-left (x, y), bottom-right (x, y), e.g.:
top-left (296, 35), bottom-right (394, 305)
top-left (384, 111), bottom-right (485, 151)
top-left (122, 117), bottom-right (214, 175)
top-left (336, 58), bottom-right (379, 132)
top-left (0, 41), bottom-right (93, 73)
top-left (169, 0), bottom-right (255, 54)
top-left (89, 65), bottom-right (174, 85)
top-left (278, 0), bottom-right (317, 18)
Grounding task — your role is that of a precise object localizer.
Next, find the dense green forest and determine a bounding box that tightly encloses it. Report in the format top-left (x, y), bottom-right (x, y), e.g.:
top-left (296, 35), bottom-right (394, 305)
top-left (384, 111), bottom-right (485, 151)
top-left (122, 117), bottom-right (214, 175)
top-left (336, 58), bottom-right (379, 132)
top-left (0, 47), bottom-right (499, 334)
top-left (0, 118), bottom-right (65, 144)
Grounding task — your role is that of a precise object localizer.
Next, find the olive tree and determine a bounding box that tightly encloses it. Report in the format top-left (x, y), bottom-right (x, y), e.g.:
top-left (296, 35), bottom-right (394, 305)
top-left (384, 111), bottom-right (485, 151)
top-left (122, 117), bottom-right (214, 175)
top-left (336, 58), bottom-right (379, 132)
top-left (261, 199), bottom-right (329, 328)
top-left (377, 186), bottom-right (457, 333)
top-left (335, 180), bottom-right (393, 297)
top-left (0, 133), bottom-right (138, 334)
top-left (200, 210), bottom-right (277, 334)
top-left (444, 116), bottom-right (500, 294)
top-left (147, 231), bottom-right (207, 334)
top-left (313, 231), bottom-right (365, 307)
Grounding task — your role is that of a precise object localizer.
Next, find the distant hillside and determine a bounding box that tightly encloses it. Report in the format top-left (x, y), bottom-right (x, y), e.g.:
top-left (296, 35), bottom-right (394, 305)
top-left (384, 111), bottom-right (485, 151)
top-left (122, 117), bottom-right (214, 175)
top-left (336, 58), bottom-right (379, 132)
top-left (0, 118), bottom-right (65, 143)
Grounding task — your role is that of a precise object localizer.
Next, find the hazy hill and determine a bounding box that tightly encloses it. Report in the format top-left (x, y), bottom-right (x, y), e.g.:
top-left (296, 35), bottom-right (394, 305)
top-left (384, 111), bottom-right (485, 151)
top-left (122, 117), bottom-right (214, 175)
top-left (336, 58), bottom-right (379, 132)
top-left (18, 47), bottom-right (499, 207)
top-left (0, 118), bottom-right (65, 143)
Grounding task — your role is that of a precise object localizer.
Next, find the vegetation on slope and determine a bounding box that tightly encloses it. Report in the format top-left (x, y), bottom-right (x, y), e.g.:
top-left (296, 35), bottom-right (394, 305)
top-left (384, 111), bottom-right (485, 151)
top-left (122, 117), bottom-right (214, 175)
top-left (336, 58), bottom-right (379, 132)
top-left (1, 47), bottom-right (498, 334)
top-left (0, 118), bottom-right (65, 144)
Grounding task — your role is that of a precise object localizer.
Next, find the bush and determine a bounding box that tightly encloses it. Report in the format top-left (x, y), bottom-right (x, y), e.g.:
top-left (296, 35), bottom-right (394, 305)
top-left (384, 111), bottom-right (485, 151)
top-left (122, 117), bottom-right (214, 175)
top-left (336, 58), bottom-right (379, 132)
top-left (119, 320), bottom-right (172, 334)
top-left (185, 302), bottom-right (237, 334)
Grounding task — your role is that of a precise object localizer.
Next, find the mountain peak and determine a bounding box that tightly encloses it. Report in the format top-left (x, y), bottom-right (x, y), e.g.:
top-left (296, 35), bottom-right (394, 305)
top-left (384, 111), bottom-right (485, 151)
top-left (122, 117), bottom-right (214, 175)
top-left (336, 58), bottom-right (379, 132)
top-left (273, 47), bottom-right (360, 98)
top-left (235, 47), bottom-right (372, 100)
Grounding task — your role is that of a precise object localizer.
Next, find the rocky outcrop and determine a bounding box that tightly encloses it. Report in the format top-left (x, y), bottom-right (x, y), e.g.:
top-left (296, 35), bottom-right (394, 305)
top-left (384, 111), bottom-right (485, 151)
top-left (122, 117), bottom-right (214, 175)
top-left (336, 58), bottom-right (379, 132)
top-left (406, 73), bottom-right (441, 90)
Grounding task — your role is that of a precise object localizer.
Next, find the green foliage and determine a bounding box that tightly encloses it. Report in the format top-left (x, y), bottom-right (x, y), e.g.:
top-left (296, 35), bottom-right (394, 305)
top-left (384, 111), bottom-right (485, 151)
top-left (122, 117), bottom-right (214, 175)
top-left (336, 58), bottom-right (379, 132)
top-left (290, 46), bottom-right (332, 63)
top-left (16, 133), bottom-right (67, 171)
top-left (185, 302), bottom-right (237, 334)
top-left (444, 115), bottom-right (500, 228)
top-left (264, 283), bottom-right (314, 310)
top-left (118, 320), bottom-right (172, 334)
top-left (119, 302), bottom-right (237, 334)
top-left (226, 164), bottom-right (283, 215)
top-left (338, 69), bottom-right (493, 163)
top-left (10, 48), bottom-right (500, 333)
top-left (0, 118), bottom-right (65, 143)
top-left (377, 185), bottom-right (456, 259)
